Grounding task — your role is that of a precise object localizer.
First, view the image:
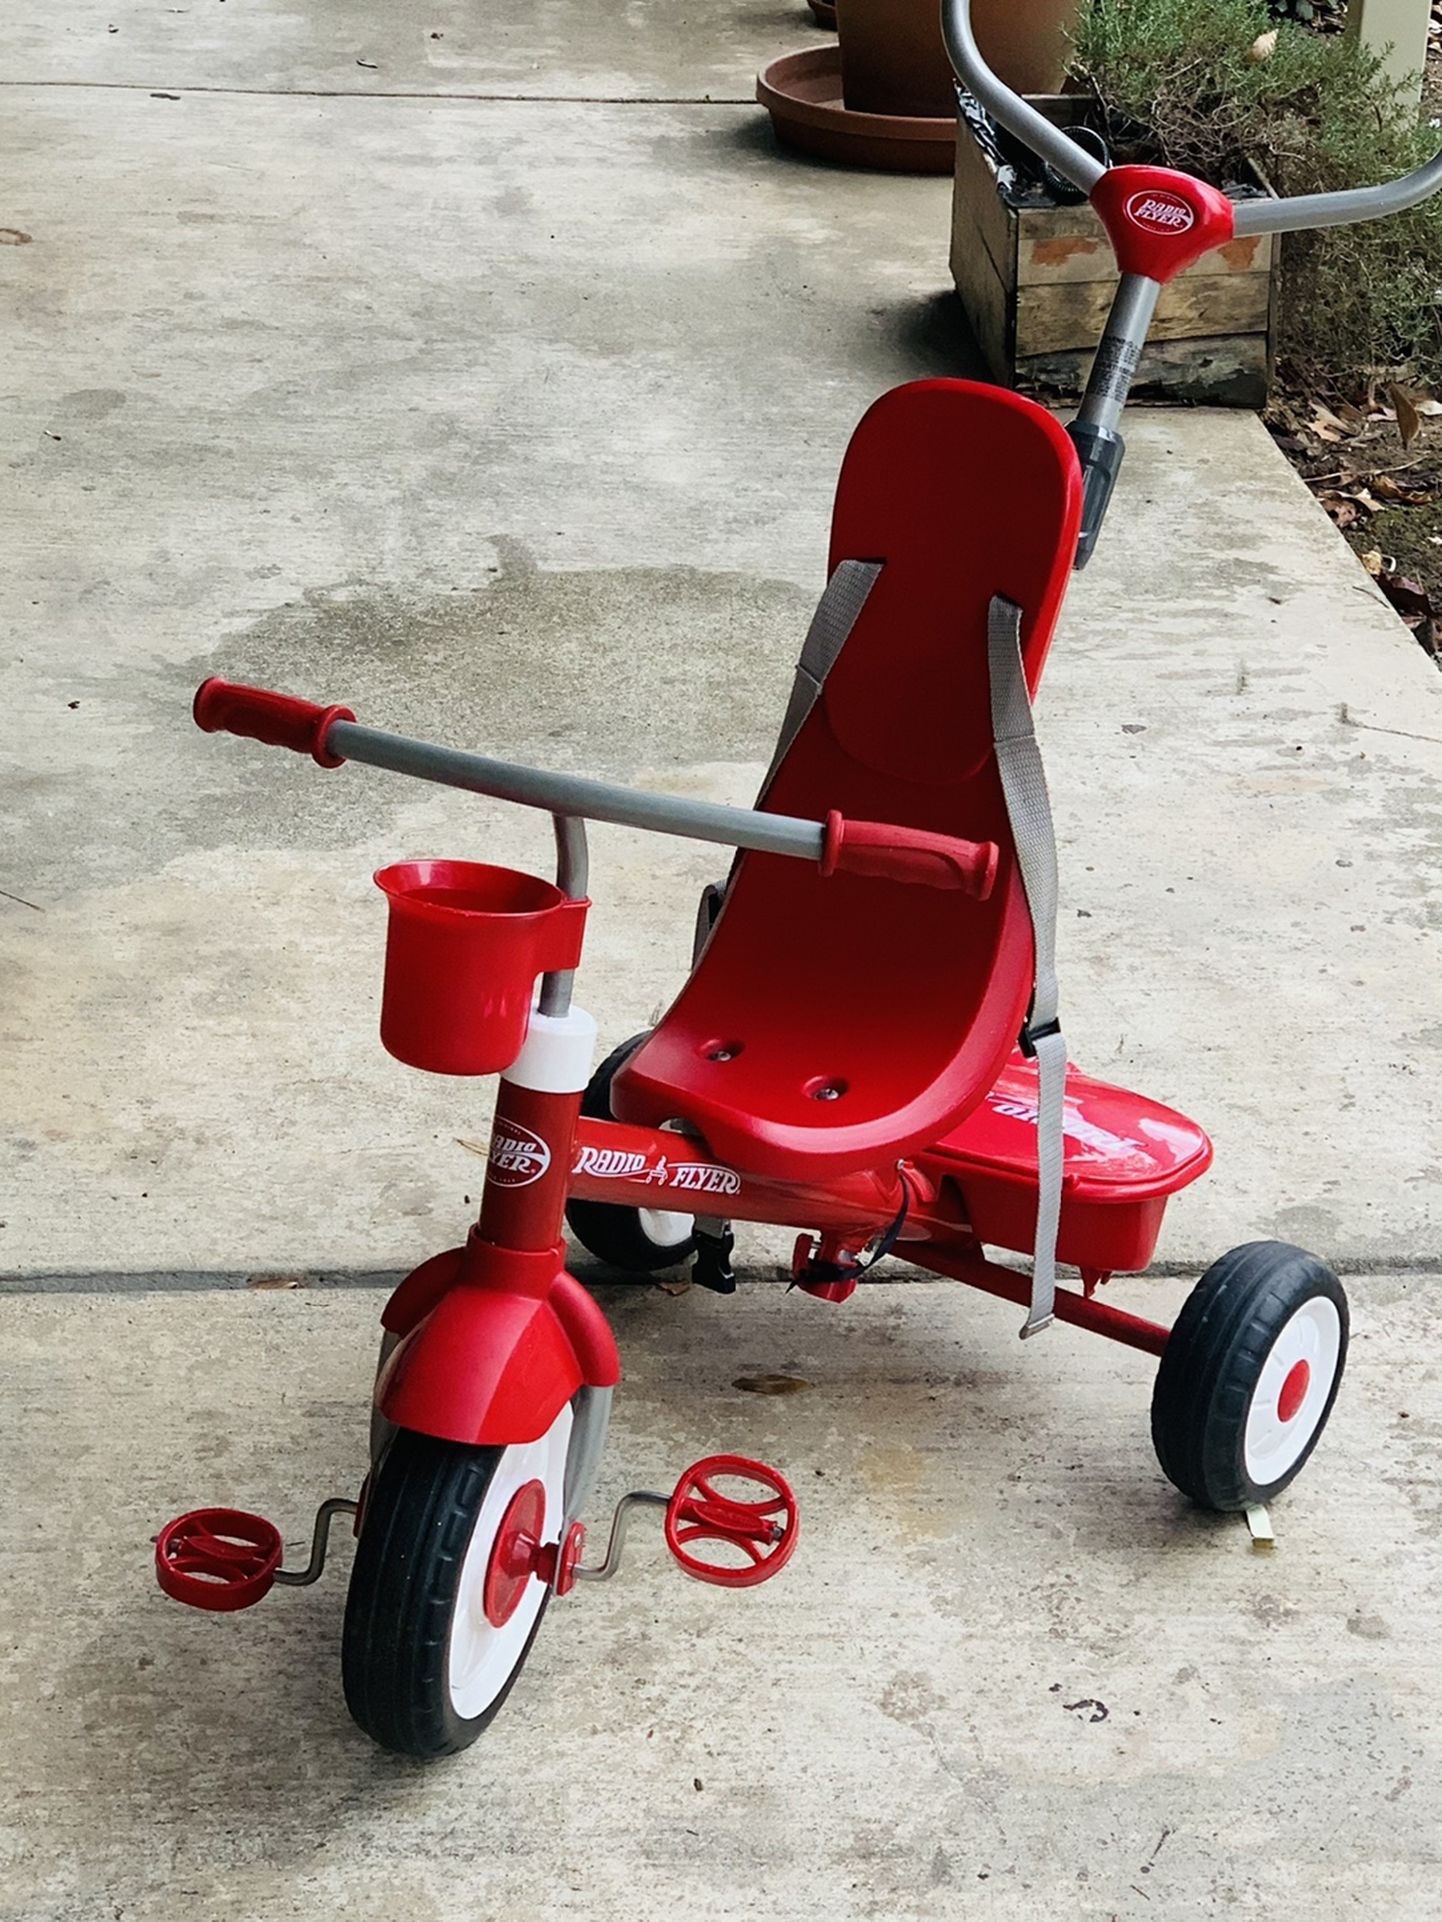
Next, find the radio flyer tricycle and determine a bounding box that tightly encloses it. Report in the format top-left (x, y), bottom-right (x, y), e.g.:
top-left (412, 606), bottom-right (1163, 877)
top-left (155, 0), bottom-right (1442, 1757)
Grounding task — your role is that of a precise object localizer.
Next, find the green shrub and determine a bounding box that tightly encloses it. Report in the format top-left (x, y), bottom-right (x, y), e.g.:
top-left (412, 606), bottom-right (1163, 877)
top-left (1068, 0), bottom-right (1442, 390)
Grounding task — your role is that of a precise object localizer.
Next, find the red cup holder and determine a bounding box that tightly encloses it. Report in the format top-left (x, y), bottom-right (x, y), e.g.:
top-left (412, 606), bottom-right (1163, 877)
top-left (155, 1507), bottom-right (284, 1612)
top-left (374, 860), bottom-right (588, 1076)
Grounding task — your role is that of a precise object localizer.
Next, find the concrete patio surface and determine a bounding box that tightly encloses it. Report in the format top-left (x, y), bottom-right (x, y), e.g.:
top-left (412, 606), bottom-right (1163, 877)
top-left (7, 1278), bottom-right (1442, 1922)
top-left (3, 0), bottom-right (1442, 1915)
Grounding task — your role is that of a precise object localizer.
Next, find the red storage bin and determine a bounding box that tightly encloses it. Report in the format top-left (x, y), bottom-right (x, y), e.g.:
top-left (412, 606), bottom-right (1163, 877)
top-left (374, 860), bottom-right (588, 1076)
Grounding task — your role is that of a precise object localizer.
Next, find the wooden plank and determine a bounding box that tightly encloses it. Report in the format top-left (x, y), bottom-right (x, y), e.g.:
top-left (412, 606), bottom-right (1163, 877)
top-left (951, 114), bottom-right (1018, 295)
top-left (949, 214), bottom-right (1013, 383)
top-left (1017, 223), bottom-right (1111, 286)
top-left (1016, 199), bottom-right (1103, 245)
top-left (1018, 220), bottom-right (1273, 287)
top-left (1019, 332), bottom-right (1270, 406)
top-left (1015, 269), bottom-right (1271, 357)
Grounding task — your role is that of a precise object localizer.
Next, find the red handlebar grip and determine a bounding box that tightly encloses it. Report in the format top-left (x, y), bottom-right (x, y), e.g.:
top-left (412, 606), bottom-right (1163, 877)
top-left (193, 678), bottom-right (356, 769)
top-left (821, 812), bottom-right (999, 899)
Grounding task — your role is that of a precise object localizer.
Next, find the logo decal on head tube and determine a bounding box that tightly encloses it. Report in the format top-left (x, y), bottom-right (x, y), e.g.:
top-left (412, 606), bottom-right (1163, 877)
top-left (488, 1119), bottom-right (552, 1187)
top-left (1124, 189), bottom-right (1196, 234)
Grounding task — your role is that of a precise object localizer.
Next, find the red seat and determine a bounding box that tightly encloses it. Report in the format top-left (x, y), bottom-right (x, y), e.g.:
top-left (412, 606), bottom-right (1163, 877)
top-left (615, 380), bottom-right (1083, 1182)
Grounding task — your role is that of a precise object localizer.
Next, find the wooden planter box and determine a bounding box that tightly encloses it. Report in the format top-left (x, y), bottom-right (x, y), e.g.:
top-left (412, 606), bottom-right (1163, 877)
top-left (950, 98), bottom-right (1278, 406)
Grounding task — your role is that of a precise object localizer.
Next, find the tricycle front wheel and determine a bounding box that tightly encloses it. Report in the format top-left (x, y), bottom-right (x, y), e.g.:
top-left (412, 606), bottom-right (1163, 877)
top-left (1151, 1241), bottom-right (1348, 1513)
top-left (343, 1402), bottom-right (572, 1757)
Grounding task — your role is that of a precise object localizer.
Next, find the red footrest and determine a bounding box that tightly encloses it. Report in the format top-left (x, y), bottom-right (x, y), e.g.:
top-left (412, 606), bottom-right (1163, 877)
top-left (155, 1507), bottom-right (284, 1612)
top-left (663, 1455), bottom-right (799, 1588)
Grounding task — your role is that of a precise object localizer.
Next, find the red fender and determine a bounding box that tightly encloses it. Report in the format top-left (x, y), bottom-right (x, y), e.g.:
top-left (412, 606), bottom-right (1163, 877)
top-left (377, 1238), bottom-right (621, 1447)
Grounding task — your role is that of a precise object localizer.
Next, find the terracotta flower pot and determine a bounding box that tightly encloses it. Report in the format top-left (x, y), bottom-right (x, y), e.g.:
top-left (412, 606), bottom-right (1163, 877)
top-left (837, 0), bottom-right (1078, 121)
top-left (972, 0), bottom-right (1079, 96)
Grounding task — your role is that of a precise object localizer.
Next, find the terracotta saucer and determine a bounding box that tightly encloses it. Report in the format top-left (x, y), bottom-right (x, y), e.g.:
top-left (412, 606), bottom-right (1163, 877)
top-left (757, 46), bottom-right (956, 174)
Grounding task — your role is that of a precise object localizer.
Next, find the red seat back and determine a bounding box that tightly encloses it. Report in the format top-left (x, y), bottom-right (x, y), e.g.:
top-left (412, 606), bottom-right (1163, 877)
top-left (616, 380), bottom-right (1082, 1181)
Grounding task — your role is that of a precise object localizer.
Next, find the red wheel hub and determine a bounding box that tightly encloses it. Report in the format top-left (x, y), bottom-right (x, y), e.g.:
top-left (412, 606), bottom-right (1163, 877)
top-left (483, 1479), bottom-right (548, 1627)
top-left (1278, 1358), bottom-right (1312, 1424)
top-left (155, 1507), bottom-right (284, 1612)
top-left (664, 1454), bottom-right (799, 1589)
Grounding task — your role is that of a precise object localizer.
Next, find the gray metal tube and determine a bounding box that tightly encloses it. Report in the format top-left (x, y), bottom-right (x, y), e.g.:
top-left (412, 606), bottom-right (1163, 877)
top-left (941, 0), bottom-right (1104, 194)
top-left (327, 720), bottom-right (828, 863)
top-left (538, 814), bottom-right (590, 1017)
top-left (1074, 274), bottom-right (1163, 435)
top-left (1233, 146), bottom-right (1442, 235)
top-left (552, 814), bottom-right (590, 901)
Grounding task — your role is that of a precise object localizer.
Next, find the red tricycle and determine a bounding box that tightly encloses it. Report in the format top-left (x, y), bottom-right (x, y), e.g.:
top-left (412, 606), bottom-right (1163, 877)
top-left (157, 0), bottom-right (1442, 1757)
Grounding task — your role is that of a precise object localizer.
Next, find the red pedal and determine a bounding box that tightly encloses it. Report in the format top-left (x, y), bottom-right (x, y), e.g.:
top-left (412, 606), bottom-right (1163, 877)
top-left (663, 1454), bottom-right (799, 1589)
top-left (155, 1507), bottom-right (284, 1612)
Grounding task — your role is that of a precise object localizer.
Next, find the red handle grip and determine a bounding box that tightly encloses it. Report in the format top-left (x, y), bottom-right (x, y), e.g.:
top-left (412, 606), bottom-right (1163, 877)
top-left (193, 678), bottom-right (356, 769)
top-left (821, 812), bottom-right (998, 898)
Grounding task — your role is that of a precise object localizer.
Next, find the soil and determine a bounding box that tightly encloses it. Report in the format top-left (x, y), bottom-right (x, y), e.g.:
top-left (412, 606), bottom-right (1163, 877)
top-left (1269, 391), bottom-right (1442, 658)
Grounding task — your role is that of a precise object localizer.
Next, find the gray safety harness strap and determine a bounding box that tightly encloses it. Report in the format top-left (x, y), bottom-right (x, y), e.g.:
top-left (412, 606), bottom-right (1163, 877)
top-left (988, 595), bottom-right (1066, 1338)
top-left (758, 559), bottom-right (884, 798)
top-left (694, 559), bottom-right (885, 969)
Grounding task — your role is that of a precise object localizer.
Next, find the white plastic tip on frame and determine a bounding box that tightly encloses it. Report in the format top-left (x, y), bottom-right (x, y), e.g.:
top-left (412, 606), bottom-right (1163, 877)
top-left (1245, 1504), bottom-right (1275, 1552)
top-left (507, 1005), bottom-right (599, 1095)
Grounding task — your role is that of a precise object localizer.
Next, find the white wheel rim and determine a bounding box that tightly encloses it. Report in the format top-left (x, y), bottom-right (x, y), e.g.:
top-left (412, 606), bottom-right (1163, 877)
top-left (447, 1401), bottom-right (572, 1722)
top-left (638, 1208), bottom-right (694, 1250)
top-left (1242, 1295), bottom-right (1342, 1488)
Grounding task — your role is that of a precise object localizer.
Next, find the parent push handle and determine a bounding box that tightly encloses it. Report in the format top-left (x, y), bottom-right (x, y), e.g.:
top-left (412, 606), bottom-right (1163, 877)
top-left (940, 0), bottom-right (1442, 236)
top-left (193, 678), bottom-right (998, 897)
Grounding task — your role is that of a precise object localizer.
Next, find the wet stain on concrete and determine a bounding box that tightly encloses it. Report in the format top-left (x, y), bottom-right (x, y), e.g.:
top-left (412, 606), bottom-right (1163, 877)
top-left (11, 551), bottom-right (812, 893)
top-left (878, 1668), bottom-right (946, 1728)
top-left (60, 387), bottom-right (127, 419)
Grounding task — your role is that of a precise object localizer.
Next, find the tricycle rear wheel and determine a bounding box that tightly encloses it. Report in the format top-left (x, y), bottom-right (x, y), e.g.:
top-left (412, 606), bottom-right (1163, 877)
top-left (566, 1032), bottom-right (697, 1273)
top-left (342, 1402), bottom-right (572, 1757)
top-left (1151, 1241), bottom-right (1347, 1513)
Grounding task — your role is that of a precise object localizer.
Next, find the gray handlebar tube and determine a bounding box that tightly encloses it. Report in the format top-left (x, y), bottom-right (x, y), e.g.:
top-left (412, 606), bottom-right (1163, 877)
top-left (326, 720), bottom-right (828, 863)
top-left (940, 0), bottom-right (1103, 194)
top-left (1233, 147), bottom-right (1442, 235)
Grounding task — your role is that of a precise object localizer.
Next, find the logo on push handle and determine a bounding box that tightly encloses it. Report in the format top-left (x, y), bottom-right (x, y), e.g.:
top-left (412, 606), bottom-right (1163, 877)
top-left (1125, 189), bottom-right (1196, 234)
top-left (1090, 166), bottom-right (1233, 282)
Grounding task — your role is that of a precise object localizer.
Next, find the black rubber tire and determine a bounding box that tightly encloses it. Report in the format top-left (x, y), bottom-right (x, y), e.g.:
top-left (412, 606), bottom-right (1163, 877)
top-left (565, 1032), bottom-right (698, 1273)
top-left (342, 1428), bottom-right (548, 1758)
top-left (1151, 1240), bottom-right (1348, 1513)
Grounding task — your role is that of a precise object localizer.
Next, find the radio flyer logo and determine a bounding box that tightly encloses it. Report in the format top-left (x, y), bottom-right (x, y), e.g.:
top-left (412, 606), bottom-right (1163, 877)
top-left (488, 1118), bottom-right (552, 1187)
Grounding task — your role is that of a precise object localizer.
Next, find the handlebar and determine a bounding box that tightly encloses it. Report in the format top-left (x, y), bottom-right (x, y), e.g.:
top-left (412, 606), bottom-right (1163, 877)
top-left (940, 0), bottom-right (1442, 238)
top-left (194, 678), bottom-right (355, 767)
top-left (193, 679), bottom-right (998, 898)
